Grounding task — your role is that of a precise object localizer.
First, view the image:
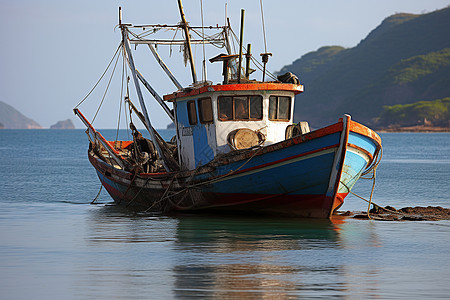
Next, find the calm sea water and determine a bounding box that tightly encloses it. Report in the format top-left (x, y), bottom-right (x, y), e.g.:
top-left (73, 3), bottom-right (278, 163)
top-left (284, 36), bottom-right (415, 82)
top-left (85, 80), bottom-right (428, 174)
top-left (0, 130), bottom-right (449, 299)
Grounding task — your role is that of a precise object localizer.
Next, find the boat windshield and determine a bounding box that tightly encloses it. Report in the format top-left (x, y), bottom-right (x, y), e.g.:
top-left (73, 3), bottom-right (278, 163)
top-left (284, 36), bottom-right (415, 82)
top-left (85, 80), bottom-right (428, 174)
top-left (218, 95), bottom-right (263, 121)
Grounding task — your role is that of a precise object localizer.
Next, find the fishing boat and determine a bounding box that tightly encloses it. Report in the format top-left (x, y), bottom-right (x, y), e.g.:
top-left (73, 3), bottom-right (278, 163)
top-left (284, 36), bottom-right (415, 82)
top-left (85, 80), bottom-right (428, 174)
top-left (74, 2), bottom-right (382, 218)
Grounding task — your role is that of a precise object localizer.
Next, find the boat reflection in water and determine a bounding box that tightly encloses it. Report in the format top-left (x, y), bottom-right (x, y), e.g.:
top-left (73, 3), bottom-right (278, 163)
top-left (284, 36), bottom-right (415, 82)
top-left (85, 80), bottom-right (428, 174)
top-left (172, 214), bottom-right (344, 298)
top-left (83, 206), bottom-right (382, 298)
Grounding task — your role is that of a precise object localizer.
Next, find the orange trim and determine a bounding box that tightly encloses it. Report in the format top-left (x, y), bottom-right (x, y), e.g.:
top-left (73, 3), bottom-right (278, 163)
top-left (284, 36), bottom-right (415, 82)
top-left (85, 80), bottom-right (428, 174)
top-left (349, 120), bottom-right (382, 147)
top-left (163, 82), bottom-right (304, 101)
top-left (291, 122), bottom-right (343, 145)
top-left (107, 141), bottom-right (133, 150)
top-left (74, 108), bottom-right (123, 157)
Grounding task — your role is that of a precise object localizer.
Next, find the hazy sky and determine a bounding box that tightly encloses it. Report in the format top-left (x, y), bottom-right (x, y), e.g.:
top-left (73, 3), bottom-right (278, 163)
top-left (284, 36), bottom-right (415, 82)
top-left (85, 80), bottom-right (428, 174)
top-left (0, 0), bottom-right (448, 129)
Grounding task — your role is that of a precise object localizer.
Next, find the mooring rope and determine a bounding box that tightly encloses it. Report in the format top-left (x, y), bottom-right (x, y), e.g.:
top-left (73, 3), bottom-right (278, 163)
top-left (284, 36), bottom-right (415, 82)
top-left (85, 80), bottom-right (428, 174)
top-left (341, 163), bottom-right (404, 219)
top-left (339, 145), bottom-right (384, 219)
top-left (91, 184), bottom-right (103, 204)
top-left (341, 173), bottom-right (377, 219)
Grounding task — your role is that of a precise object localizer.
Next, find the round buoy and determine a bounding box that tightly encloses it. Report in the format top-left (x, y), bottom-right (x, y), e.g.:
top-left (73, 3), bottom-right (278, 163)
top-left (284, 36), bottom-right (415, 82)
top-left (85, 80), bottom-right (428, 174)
top-left (228, 128), bottom-right (262, 150)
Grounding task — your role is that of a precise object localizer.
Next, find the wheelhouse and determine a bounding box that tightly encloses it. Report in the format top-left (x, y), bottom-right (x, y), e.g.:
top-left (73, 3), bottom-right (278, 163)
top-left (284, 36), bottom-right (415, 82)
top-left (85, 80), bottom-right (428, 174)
top-left (164, 83), bottom-right (304, 170)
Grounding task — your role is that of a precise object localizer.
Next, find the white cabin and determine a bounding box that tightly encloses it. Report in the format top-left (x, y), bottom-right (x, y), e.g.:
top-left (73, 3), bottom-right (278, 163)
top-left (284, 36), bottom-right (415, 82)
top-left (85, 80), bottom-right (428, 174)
top-left (164, 83), bottom-right (304, 170)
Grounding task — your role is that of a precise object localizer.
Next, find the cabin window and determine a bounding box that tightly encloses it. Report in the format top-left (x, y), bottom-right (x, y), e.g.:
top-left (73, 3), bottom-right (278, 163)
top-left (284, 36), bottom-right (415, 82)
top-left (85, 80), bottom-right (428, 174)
top-left (249, 96), bottom-right (263, 119)
top-left (234, 96), bottom-right (249, 120)
top-left (187, 100), bottom-right (198, 125)
top-left (218, 95), bottom-right (263, 121)
top-left (198, 97), bottom-right (213, 124)
top-left (218, 96), bottom-right (233, 120)
top-left (269, 96), bottom-right (291, 121)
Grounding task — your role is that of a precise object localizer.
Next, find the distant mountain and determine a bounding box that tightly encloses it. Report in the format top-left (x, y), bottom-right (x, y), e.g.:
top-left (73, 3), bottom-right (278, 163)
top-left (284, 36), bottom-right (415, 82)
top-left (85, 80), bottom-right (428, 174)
top-left (278, 7), bottom-right (450, 128)
top-left (50, 119), bottom-right (75, 129)
top-left (0, 101), bottom-right (42, 129)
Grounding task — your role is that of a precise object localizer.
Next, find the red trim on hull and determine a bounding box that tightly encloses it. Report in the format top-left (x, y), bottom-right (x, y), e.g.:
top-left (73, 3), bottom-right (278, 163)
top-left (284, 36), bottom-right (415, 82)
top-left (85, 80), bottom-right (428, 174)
top-left (95, 160), bottom-right (344, 218)
top-left (334, 192), bottom-right (348, 211)
top-left (192, 192), bottom-right (337, 218)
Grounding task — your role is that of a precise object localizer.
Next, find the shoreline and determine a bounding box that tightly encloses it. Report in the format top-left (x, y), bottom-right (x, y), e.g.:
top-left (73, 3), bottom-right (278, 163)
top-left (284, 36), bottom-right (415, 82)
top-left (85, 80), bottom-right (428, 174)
top-left (375, 125), bottom-right (450, 133)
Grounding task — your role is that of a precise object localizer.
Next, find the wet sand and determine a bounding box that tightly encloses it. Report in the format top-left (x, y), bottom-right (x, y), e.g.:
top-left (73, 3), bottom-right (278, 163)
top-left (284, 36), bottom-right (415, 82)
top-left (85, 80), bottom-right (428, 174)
top-left (337, 206), bottom-right (450, 221)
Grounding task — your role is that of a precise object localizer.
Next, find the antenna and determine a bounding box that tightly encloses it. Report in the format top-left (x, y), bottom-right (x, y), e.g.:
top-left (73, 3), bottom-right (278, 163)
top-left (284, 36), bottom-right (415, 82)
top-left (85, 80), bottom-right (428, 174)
top-left (259, 0), bottom-right (268, 53)
top-left (259, 0), bottom-right (271, 82)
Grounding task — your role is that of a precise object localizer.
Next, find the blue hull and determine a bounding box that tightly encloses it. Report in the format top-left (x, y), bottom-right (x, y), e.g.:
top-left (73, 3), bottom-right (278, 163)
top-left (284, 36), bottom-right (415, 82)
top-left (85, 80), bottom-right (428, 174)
top-left (89, 117), bottom-right (381, 218)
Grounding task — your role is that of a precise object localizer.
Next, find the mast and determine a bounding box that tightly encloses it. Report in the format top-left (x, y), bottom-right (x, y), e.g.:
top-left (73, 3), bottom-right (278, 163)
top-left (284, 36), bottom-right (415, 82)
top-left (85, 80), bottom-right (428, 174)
top-left (237, 9), bottom-right (245, 83)
top-left (177, 0), bottom-right (197, 84)
top-left (120, 9), bottom-right (170, 172)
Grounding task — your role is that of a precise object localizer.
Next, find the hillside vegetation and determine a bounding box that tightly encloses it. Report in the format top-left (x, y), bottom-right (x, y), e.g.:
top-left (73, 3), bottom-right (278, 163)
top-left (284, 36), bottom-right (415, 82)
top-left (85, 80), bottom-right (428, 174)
top-left (278, 7), bottom-right (450, 128)
top-left (379, 97), bottom-right (450, 127)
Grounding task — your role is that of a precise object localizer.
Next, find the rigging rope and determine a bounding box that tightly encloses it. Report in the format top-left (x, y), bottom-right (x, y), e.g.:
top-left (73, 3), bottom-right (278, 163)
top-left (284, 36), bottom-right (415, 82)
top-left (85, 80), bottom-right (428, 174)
top-left (75, 43), bottom-right (122, 108)
top-left (92, 46), bottom-right (121, 123)
top-left (115, 47), bottom-right (127, 144)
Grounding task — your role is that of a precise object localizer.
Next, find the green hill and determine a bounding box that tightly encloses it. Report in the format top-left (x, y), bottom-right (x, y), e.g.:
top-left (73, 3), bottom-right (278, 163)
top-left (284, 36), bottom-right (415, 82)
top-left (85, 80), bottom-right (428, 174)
top-left (0, 101), bottom-right (42, 129)
top-left (379, 97), bottom-right (450, 127)
top-left (279, 7), bottom-right (450, 128)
